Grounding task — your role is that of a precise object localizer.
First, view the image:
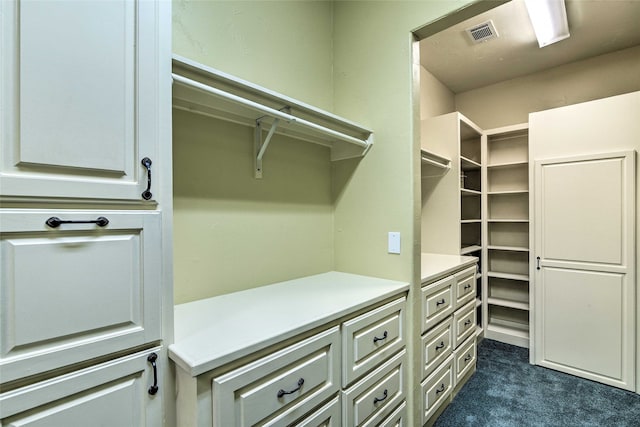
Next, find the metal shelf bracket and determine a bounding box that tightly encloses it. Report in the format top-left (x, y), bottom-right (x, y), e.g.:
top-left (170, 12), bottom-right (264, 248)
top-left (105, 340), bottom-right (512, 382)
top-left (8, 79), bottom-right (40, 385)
top-left (254, 117), bottom-right (281, 179)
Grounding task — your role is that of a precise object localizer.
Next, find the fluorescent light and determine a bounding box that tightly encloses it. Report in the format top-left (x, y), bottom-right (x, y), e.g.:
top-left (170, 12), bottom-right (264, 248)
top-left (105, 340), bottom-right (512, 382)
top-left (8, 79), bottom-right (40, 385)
top-left (524, 0), bottom-right (570, 48)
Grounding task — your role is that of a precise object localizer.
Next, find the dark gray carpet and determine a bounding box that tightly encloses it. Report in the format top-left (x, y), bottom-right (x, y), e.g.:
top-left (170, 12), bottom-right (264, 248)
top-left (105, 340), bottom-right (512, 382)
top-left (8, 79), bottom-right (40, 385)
top-left (434, 339), bottom-right (640, 426)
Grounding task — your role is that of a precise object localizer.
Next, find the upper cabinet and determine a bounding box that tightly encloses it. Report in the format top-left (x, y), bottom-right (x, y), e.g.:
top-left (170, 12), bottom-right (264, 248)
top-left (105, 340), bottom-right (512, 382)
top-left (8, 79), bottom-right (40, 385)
top-left (0, 0), bottom-right (163, 202)
top-left (172, 56), bottom-right (374, 178)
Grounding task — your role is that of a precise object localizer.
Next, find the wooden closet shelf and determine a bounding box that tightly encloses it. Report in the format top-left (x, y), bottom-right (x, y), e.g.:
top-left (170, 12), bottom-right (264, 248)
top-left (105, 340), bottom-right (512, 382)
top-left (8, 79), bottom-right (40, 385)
top-left (172, 55), bottom-right (374, 172)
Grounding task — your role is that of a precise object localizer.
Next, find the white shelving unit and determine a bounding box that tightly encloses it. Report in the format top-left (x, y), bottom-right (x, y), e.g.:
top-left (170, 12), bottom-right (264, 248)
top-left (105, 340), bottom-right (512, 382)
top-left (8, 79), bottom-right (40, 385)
top-left (172, 55), bottom-right (374, 178)
top-left (482, 123), bottom-right (531, 348)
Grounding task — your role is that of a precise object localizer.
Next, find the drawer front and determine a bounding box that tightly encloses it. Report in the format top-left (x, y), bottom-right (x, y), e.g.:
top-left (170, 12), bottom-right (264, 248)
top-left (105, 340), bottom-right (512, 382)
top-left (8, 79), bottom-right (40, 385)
top-left (342, 297), bottom-right (406, 387)
top-left (421, 318), bottom-right (452, 380)
top-left (212, 327), bottom-right (340, 427)
top-left (0, 346), bottom-right (162, 425)
top-left (452, 299), bottom-right (476, 349)
top-left (378, 401), bottom-right (406, 427)
top-left (421, 354), bottom-right (453, 425)
top-left (454, 335), bottom-right (477, 386)
top-left (0, 210), bottom-right (162, 384)
top-left (454, 266), bottom-right (477, 308)
top-left (342, 350), bottom-right (405, 427)
top-left (293, 395), bottom-right (341, 427)
top-left (421, 276), bottom-right (454, 333)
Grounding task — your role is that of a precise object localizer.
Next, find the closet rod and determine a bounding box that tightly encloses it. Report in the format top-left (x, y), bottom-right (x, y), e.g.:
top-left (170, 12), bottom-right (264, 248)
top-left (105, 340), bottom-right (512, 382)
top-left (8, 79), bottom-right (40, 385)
top-left (172, 73), bottom-right (370, 149)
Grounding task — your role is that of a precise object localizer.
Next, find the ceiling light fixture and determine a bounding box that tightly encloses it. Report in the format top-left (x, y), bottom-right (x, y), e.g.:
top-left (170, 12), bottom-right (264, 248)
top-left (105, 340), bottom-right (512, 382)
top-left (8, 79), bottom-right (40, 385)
top-left (524, 0), bottom-right (570, 48)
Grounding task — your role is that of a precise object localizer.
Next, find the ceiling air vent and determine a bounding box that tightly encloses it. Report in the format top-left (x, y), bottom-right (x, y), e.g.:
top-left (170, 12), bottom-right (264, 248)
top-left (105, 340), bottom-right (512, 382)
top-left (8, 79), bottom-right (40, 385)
top-left (465, 20), bottom-right (499, 44)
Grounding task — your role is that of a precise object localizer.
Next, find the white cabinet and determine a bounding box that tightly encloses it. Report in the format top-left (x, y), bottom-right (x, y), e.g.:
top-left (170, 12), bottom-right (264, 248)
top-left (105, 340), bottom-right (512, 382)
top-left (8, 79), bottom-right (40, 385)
top-left (0, 210), bottom-right (162, 383)
top-left (0, 346), bottom-right (162, 427)
top-left (0, 0), bottom-right (163, 202)
top-left (0, 0), bottom-right (170, 425)
top-left (420, 254), bottom-right (478, 426)
top-left (170, 272), bottom-right (409, 427)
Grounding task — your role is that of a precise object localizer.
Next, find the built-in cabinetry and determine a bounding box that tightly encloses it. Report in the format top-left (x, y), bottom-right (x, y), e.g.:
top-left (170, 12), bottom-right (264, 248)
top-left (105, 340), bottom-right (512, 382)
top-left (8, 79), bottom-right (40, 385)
top-left (169, 272), bottom-right (409, 426)
top-left (422, 113), bottom-right (532, 349)
top-left (0, 1), bottom-right (170, 424)
top-left (482, 124), bottom-right (531, 348)
top-left (419, 253), bottom-right (478, 426)
top-left (421, 113), bottom-right (484, 338)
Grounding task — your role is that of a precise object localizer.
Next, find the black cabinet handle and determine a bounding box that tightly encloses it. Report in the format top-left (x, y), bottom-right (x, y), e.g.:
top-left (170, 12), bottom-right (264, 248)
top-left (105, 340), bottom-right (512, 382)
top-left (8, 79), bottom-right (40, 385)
top-left (435, 341), bottom-right (445, 351)
top-left (435, 383), bottom-right (446, 395)
top-left (464, 319), bottom-right (473, 327)
top-left (46, 216), bottom-right (109, 228)
top-left (537, 256), bottom-right (541, 270)
top-left (435, 298), bottom-right (446, 307)
top-left (464, 354), bottom-right (472, 363)
top-left (464, 284), bottom-right (472, 290)
top-left (141, 157), bottom-right (153, 200)
top-left (277, 378), bottom-right (304, 398)
top-left (147, 352), bottom-right (159, 395)
top-left (373, 389), bottom-right (388, 404)
top-left (373, 331), bottom-right (388, 344)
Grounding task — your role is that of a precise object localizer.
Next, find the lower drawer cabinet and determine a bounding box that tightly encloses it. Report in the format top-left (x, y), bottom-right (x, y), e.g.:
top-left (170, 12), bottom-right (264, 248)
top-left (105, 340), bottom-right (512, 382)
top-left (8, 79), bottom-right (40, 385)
top-left (0, 346), bottom-right (162, 427)
top-left (421, 318), bottom-right (452, 380)
top-left (378, 401), bottom-right (406, 427)
top-left (452, 299), bottom-right (476, 349)
top-left (454, 334), bottom-right (477, 387)
top-left (293, 395), bottom-right (341, 427)
top-left (342, 350), bottom-right (405, 427)
top-left (212, 327), bottom-right (340, 427)
top-left (421, 354), bottom-right (453, 425)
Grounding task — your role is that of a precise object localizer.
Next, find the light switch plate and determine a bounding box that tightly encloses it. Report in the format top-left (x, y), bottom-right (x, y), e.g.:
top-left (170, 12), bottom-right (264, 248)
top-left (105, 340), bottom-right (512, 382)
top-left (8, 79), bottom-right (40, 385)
top-left (388, 232), bottom-right (400, 254)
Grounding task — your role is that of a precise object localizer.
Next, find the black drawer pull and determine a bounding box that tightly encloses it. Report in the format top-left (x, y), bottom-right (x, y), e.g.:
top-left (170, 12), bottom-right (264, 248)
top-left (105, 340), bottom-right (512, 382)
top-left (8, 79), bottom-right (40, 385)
top-left (147, 352), bottom-right (159, 395)
top-left (435, 298), bottom-right (446, 307)
top-left (373, 331), bottom-right (388, 344)
top-left (277, 378), bottom-right (304, 398)
top-left (141, 157), bottom-right (153, 200)
top-left (435, 383), bottom-right (446, 395)
top-left (373, 389), bottom-right (388, 404)
top-left (464, 354), bottom-right (472, 363)
top-left (464, 284), bottom-right (472, 290)
top-left (46, 216), bottom-right (109, 228)
top-left (464, 319), bottom-right (473, 327)
top-left (435, 341), bottom-right (445, 351)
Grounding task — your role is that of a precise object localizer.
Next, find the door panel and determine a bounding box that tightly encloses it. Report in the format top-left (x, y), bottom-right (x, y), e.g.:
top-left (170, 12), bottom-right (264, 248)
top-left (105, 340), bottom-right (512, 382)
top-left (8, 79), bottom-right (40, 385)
top-left (0, 347), bottom-right (162, 426)
top-left (541, 158), bottom-right (624, 265)
top-left (0, 210), bottom-right (161, 384)
top-left (534, 151), bottom-right (635, 391)
top-left (0, 0), bottom-right (159, 202)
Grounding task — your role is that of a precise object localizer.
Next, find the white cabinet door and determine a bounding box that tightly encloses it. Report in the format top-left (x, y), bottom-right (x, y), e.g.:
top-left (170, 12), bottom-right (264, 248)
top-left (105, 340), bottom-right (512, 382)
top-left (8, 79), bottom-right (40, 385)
top-left (0, 346), bottom-right (163, 427)
top-left (0, 0), bottom-right (162, 202)
top-left (534, 151), bottom-right (636, 391)
top-left (0, 210), bottom-right (162, 384)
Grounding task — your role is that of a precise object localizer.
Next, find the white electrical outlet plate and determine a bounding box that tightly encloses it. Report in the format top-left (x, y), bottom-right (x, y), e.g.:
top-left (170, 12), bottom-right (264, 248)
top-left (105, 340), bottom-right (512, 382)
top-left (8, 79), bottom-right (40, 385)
top-left (388, 232), bottom-right (401, 254)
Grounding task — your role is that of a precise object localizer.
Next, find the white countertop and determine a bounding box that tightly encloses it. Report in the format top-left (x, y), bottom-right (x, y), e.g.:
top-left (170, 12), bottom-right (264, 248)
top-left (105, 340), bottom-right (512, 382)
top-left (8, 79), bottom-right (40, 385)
top-left (169, 271), bottom-right (409, 377)
top-left (421, 252), bottom-right (477, 284)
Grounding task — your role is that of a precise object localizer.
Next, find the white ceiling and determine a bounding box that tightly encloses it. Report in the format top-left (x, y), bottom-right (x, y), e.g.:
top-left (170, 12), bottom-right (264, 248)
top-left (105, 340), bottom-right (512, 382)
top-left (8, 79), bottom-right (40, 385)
top-left (419, 0), bottom-right (640, 93)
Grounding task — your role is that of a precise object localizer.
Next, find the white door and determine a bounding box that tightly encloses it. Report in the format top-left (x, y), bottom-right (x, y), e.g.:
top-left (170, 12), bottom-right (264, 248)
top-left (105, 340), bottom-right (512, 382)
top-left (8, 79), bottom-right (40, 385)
top-left (0, 210), bottom-right (162, 384)
top-left (0, 0), bottom-right (161, 202)
top-left (0, 346), bottom-right (163, 427)
top-left (534, 151), bottom-right (636, 391)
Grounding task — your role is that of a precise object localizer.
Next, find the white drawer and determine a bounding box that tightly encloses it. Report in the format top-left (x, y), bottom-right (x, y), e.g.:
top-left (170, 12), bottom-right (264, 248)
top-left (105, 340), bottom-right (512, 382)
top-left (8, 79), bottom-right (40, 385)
top-left (420, 354), bottom-right (453, 425)
top-left (342, 350), bottom-right (405, 427)
top-left (0, 210), bottom-right (162, 384)
top-left (452, 299), bottom-right (476, 349)
top-left (0, 346), bottom-right (162, 425)
top-left (454, 266), bottom-right (477, 309)
top-left (377, 401), bottom-right (406, 427)
top-left (421, 275), bottom-right (454, 334)
top-left (454, 334), bottom-right (477, 387)
top-left (293, 395), bottom-right (341, 427)
top-left (212, 327), bottom-right (340, 427)
top-left (342, 297), bottom-right (406, 387)
top-left (421, 317), bottom-right (452, 380)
